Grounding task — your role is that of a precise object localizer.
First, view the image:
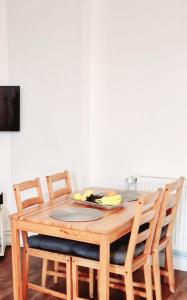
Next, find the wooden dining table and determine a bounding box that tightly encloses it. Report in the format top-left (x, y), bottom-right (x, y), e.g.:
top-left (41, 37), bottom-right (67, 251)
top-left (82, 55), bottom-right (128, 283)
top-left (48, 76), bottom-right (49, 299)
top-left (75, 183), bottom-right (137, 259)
top-left (10, 188), bottom-right (145, 300)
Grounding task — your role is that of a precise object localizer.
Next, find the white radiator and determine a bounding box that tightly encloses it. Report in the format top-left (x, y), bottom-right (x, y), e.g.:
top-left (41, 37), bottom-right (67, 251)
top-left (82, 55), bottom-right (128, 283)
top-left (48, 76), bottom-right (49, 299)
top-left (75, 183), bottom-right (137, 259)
top-left (127, 175), bottom-right (187, 270)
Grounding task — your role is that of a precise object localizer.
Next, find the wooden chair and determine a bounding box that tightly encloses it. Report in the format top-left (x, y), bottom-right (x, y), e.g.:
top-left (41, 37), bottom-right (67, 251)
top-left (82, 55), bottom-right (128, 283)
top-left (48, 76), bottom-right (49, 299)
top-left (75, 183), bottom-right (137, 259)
top-left (46, 170), bottom-right (71, 284)
top-left (72, 189), bottom-right (163, 300)
top-left (46, 170), bottom-right (94, 297)
top-left (46, 170), bottom-right (72, 201)
top-left (152, 177), bottom-right (185, 300)
top-left (13, 178), bottom-right (72, 300)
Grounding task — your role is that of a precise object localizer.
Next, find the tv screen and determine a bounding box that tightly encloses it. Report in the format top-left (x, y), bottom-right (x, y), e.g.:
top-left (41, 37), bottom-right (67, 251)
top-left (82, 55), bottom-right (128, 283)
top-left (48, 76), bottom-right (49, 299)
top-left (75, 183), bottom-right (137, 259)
top-left (0, 86), bottom-right (20, 131)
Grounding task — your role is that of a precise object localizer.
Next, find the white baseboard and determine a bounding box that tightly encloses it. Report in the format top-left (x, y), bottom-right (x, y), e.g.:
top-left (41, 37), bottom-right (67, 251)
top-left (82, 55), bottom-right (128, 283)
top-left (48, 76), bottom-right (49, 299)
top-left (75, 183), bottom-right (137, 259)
top-left (173, 251), bottom-right (187, 272)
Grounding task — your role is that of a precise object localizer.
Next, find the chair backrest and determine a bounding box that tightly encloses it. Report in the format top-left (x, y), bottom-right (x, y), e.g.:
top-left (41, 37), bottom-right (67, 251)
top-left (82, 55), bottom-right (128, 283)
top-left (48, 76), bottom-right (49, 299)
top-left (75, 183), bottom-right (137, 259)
top-left (46, 170), bottom-right (72, 201)
top-left (125, 189), bottom-right (163, 269)
top-left (13, 178), bottom-right (44, 213)
top-left (152, 176), bottom-right (185, 250)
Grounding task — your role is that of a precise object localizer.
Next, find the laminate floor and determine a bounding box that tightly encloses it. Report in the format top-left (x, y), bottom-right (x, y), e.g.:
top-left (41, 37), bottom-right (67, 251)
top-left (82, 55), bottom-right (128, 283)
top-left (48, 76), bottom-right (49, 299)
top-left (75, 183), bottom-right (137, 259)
top-left (0, 247), bottom-right (187, 300)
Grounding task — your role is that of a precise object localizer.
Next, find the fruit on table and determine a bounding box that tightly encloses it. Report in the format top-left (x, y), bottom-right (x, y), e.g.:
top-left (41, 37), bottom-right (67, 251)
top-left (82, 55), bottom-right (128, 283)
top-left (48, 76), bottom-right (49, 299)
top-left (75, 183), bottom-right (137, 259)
top-left (106, 191), bottom-right (116, 196)
top-left (73, 193), bottom-right (82, 200)
top-left (81, 193), bottom-right (87, 201)
top-left (84, 190), bottom-right (93, 197)
top-left (73, 191), bottom-right (122, 206)
top-left (96, 194), bottom-right (122, 206)
top-left (86, 194), bottom-right (103, 202)
top-left (73, 191), bottom-right (94, 201)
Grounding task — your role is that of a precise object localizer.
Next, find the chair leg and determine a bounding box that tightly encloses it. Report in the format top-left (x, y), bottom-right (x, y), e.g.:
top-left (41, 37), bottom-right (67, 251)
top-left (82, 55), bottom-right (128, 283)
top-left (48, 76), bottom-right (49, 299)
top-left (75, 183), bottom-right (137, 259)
top-left (125, 270), bottom-right (134, 300)
top-left (66, 257), bottom-right (72, 300)
top-left (54, 261), bottom-right (59, 284)
top-left (144, 262), bottom-right (153, 300)
top-left (72, 258), bottom-right (79, 300)
top-left (165, 243), bottom-right (175, 293)
top-left (89, 268), bottom-right (94, 298)
top-left (97, 270), bottom-right (100, 299)
top-left (41, 258), bottom-right (48, 287)
top-left (163, 250), bottom-right (168, 284)
top-left (22, 247), bottom-right (29, 300)
top-left (152, 251), bottom-right (162, 300)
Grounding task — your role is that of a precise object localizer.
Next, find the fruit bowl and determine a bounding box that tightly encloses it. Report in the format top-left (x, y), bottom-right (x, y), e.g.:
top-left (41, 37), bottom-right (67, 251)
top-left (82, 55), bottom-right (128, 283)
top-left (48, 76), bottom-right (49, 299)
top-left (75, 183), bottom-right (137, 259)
top-left (70, 189), bottom-right (126, 210)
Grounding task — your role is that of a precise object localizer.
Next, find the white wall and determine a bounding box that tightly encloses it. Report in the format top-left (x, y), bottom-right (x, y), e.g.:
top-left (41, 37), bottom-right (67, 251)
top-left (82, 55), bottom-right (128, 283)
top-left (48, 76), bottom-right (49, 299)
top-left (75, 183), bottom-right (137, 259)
top-left (3, 0), bottom-right (187, 232)
top-left (3, 0), bottom-right (91, 226)
top-left (80, 0), bottom-right (92, 187)
top-left (90, 0), bottom-right (187, 188)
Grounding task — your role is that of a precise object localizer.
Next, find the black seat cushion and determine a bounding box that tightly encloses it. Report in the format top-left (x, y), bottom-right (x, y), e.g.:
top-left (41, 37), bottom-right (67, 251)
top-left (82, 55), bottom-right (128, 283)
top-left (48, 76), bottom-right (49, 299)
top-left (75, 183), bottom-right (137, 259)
top-left (28, 234), bottom-right (76, 254)
top-left (73, 234), bottom-right (144, 266)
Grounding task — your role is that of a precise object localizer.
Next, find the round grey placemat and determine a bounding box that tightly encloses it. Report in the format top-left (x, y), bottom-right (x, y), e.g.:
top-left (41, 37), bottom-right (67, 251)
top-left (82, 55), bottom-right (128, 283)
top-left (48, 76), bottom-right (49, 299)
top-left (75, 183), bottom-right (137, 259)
top-left (50, 207), bottom-right (104, 222)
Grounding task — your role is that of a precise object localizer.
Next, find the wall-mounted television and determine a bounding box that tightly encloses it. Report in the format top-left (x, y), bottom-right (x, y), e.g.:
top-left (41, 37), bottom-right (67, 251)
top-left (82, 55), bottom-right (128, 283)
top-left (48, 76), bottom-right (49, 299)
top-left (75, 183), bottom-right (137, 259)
top-left (0, 86), bottom-right (20, 131)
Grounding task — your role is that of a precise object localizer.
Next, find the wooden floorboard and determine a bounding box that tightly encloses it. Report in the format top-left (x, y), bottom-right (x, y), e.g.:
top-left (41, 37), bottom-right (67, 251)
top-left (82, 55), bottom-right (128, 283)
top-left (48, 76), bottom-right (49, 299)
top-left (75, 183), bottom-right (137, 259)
top-left (0, 247), bottom-right (187, 299)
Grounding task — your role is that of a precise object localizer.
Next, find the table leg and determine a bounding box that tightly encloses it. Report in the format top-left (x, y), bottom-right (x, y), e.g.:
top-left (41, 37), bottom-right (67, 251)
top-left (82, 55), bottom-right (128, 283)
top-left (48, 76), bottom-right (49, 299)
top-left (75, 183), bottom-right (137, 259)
top-left (99, 236), bottom-right (110, 300)
top-left (11, 219), bottom-right (23, 300)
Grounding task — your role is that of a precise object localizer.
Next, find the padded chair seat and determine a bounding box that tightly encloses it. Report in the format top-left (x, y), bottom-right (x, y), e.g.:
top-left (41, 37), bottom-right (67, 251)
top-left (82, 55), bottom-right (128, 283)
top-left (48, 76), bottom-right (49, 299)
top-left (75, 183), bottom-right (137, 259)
top-left (28, 234), bottom-right (76, 254)
top-left (73, 234), bottom-right (144, 266)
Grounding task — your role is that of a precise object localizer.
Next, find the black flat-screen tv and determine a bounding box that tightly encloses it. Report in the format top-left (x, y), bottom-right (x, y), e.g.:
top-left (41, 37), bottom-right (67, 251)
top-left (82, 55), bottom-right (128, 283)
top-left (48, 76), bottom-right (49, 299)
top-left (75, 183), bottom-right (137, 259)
top-left (0, 86), bottom-right (20, 131)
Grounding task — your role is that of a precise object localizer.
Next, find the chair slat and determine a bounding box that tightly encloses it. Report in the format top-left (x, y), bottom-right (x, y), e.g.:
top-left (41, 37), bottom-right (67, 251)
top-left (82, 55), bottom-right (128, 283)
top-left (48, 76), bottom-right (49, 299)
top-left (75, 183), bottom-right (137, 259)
top-left (22, 197), bottom-right (43, 209)
top-left (167, 194), bottom-right (177, 210)
top-left (46, 170), bottom-right (72, 201)
top-left (165, 177), bottom-right (184, 192)
top-left (162, 214), bottom-right (173, 227)
top-left (140, 210), bottom-right (154, 225)
top-left (13, 178), bottom-right (44, 213)
top-left (18, 179), bottom-right (38, 192)
top-left (49, 172), bottom-right (67, 183)
top-left (54, 188), bottom-right (70, 199)
top-left (143, 191), bottom-right (160, 205)
top-left (136, 229), bottom-right (150, 245)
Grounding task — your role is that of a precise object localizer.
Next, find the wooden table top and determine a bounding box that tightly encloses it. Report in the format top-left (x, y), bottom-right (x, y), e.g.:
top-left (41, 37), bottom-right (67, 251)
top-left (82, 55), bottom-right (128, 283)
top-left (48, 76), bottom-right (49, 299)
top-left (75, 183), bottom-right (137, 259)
top-left (10, 189), bottom-right (146, 236)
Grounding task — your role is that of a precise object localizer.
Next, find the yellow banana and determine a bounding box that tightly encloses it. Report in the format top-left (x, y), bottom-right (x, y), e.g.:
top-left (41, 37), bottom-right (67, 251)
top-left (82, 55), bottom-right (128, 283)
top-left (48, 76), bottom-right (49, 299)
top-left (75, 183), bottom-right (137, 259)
top-left (96, 194), bottom-right (122, 205)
